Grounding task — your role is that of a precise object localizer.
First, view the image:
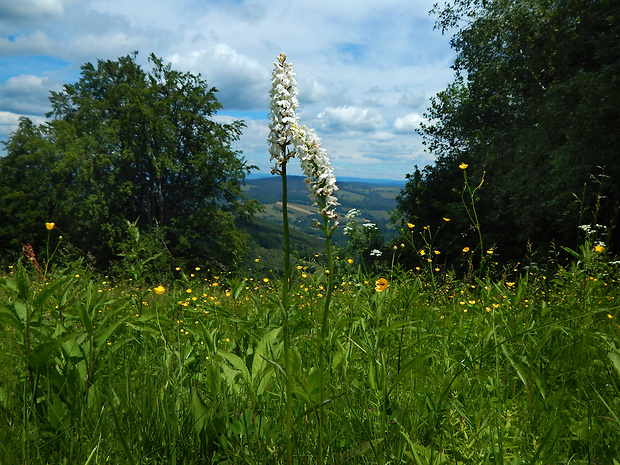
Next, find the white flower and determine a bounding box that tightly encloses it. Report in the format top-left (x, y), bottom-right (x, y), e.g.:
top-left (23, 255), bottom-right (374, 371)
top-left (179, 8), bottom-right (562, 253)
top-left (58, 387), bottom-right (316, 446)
top-left (370, 249), bottom-right (382, 257)
top-left (291, 123), bottom-right (339, 222)
top-left (346, 208), bottom-right (360, 219)
top-left (268, 53), bottom-right (299, 174)
top-left (362, 223), bottom-right (377, 228)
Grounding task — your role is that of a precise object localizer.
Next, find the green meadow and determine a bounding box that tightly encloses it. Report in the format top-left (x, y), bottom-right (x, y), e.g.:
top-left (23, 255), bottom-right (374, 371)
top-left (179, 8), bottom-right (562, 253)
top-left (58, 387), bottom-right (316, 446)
top-left (1, 235), bottom-right (619, 464)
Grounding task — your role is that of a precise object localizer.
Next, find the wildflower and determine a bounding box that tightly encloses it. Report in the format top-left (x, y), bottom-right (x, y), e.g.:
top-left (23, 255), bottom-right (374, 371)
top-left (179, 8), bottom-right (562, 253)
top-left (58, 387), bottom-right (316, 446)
top-left (268, 53), bottom-right (299, 174)
top-left (346, 208), bottom-right (361, 219)
top-left (45, 222), bottom-right (55, 230)
top-left (419, 249), bottom-right (426, 256)
top-left (487, 249), bottom-right (494, 255)
top-left (443, 217), bottom-right (451, 222)
top-left (195, 267), bottom-right (201, 271)
top-left (594, 244), bottom-right (605, 253)
top-left (186, 288), bottom-right (192, 293)
top-left (153, 285), bottom-right (166, 295)
top-left (434, 250), bottom-right (441, 255)
top-left (255, 258), bottom-right (260, 262)
top-left (290, 123), bottom-right (339, 221)
top-left (375, 278), bottom-right (389, 292)
top-left (370, 249), bottom-right (382, 257)
top-left (347, 258), bottom-right (354, 264)
top-left (459, 163), bottom-right (468, 170)
top-left (407, 223), bottom-right (415, 229)
top-left (462, 247), bottom-right (470, 253)
top-left (263, 278), bottom-right (270, 283)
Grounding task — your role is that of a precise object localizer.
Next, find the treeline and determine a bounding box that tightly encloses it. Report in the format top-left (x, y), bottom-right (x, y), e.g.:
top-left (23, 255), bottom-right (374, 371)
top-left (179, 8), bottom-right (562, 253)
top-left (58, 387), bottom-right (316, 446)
top-left (0, 53), bottom-right (258, 271)
top-left (393, 0), bottom-right (620, 266)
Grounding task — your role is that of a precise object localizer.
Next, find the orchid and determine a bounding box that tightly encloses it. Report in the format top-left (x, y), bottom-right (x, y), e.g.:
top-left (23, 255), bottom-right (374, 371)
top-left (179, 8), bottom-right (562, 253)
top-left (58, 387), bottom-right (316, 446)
top-left (291, 123), bottom-right (339, 223)
top-left (268, 53), bottom-right (299, 174)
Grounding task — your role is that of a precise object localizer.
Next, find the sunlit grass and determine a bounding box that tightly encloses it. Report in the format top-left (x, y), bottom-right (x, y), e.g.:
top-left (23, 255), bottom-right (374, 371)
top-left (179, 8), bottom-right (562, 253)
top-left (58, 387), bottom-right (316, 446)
top-left (1, 249), bottom-right (619, 464)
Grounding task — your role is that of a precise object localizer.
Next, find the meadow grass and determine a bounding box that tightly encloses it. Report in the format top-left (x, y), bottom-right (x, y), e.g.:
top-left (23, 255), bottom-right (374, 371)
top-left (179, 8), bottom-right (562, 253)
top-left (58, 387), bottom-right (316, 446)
top-left (1, 245), bottom-right (619, 465)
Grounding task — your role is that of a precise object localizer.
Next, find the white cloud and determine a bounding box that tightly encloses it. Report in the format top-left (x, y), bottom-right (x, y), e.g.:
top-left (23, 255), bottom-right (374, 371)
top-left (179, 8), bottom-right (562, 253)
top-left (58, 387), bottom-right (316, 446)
top-left (169, 44), bottom-right (270, 110)
top-left (316, 106), bottom-right (386, 133)
top-left (0, 0), bottom-right (67, 21)
top-left (393, 112), bottom-right (425, 134)
top-left (0, 0), bottom-right (457, 179)
top-left (0, 74), bottom-right (57, 114)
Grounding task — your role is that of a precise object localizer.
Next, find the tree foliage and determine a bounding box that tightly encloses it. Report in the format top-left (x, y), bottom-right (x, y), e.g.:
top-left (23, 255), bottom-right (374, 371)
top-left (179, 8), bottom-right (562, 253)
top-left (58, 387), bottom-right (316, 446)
top-left (0, 53), bottom-right (257, 269)
top-left (395, 0), bottom-right (620, 264)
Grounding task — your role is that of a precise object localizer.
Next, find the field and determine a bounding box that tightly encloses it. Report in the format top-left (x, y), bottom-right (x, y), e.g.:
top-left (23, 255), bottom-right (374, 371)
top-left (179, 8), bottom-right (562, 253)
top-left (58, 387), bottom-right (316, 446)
top-left (1, 239), bottom-right (620, 465)
top-left (242, 176), bottom-right (401, 245)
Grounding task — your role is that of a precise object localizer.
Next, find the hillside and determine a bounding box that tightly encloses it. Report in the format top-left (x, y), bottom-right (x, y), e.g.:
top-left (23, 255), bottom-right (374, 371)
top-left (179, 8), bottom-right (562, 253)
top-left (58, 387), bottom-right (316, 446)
top-left (243, 175), bottom-right (401, 227)
top-left (238, 175), bottom-right (404, 270)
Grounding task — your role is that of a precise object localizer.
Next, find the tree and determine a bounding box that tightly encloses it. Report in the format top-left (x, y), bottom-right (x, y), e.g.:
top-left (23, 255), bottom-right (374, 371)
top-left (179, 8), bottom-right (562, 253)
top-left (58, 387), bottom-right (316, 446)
top-left (395, 0), bottom-right (620, 265)
top-left (0, 53), bottom-right (257, 269)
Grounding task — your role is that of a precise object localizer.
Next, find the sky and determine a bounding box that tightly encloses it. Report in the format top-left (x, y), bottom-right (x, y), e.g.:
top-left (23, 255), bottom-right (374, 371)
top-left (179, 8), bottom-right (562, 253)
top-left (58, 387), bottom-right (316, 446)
top-left (0, 0), bottom-right (457, 181)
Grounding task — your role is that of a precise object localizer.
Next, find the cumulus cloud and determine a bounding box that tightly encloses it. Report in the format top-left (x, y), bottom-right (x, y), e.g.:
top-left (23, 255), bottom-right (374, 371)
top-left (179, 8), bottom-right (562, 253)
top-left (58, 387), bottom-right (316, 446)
top-left (398, 90), bottom-right (426, 109)
top-left (169, 44), bottom-right (269, 111)
top-left (0, 74), bottom-right (57, 115)
top-left (0, 0), bottom-right (67, 22)
top-left (393, 112), bottom-right (425, 134)
top-left (316, 106), bottom-right (386, 133)
top-left (0, 0), bottom-right (457, 179)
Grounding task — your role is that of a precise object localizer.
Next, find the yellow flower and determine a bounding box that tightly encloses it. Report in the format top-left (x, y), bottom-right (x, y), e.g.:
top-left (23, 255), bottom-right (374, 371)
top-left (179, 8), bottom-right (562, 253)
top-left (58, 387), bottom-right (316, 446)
top-left (347, 258), bottom-right (354, 264)
top-left (407, 223), bottom-right (415, 229)
top-left (255, 258), bottom-right (260, 262)
top-left (195, 267), bottom-right (201, 271)
top-left (46, 222), bottom-right (55, 230)
top-left (375, 278), bottom-right (389, 292)
top-left (263, 278), bottom-right (269, 283)
top-left (434, 250), bottom-right (441, 255)
top-left (419, 249), bottom-right (426, 256)
top-left (594, 245), bottom-right (605, 253)
top-left (153, 285), bottom-right (166, 295)
top-left (487, 249), bottom-right (494, 255)
top-left (459, 163), bottom-right (468, 170)
top-left (186, 288), bottom-right (192, 293)
top-left (462, 247), bottom-right (470, 253)
top-left (443, 217), bottom-right (451, 222)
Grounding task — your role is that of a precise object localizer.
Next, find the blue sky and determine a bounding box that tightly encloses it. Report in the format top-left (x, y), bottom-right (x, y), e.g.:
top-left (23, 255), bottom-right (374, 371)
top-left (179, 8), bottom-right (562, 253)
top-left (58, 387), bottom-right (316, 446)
top-left (0, 0), bottom-right (456, 181)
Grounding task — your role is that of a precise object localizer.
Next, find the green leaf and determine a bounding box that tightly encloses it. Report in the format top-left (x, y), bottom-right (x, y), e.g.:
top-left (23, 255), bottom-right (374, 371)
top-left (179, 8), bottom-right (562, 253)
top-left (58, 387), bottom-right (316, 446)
top-left (218, 350), bottom-right (250, 385)
top-left (251, 327), bottom-right (280, 382)
top-left (608, 351), bottom-right (620, 379)
top-left (191, 384), bottom-right (210, 435)
top-left (33, 275), bottom-right (71, 308)
top-left (30, 340), bottom-right (62, 370)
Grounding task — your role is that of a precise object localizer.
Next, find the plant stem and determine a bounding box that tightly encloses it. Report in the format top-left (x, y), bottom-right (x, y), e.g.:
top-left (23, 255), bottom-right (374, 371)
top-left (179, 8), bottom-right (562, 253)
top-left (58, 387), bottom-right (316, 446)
top-left (281, 162), bottom-right (294, 465)
top-left (318, 215), bottom-right (335, 465)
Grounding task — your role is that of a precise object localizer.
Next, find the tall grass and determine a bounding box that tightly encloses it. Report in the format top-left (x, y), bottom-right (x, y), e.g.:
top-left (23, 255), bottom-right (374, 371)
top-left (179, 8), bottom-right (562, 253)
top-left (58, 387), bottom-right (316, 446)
top-left (1, 238), bottom-right (619, 464)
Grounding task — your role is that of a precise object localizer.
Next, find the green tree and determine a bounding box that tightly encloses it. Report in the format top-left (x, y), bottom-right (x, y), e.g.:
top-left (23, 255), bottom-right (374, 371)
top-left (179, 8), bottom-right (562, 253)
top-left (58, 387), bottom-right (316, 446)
top-left (0, 53), bottom-right (257, 268)
top-left (395, 0), bottom-right (620, 265)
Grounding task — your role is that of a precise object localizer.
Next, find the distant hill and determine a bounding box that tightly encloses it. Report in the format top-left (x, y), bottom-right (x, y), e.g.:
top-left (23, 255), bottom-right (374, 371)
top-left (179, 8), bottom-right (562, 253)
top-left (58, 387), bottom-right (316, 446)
top-left (243, 175), bottom-right (401, 216)
top-left (238, 175), bottom-right (404, 271)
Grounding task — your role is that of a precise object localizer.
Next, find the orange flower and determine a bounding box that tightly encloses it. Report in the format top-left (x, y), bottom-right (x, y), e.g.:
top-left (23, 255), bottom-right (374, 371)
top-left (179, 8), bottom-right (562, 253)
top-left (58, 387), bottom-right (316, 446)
top-left (375, 278), bottom-right (389, 292)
